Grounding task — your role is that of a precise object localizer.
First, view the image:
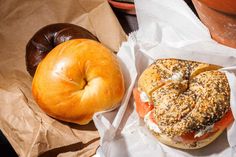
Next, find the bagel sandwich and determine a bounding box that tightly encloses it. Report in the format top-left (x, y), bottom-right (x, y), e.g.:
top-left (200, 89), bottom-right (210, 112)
top-left (133, 58), bottom-right (234, 149)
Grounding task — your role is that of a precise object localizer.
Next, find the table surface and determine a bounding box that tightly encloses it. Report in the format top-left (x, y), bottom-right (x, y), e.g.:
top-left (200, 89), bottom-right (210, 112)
top-left (112, 8), bottom-right (138, 34)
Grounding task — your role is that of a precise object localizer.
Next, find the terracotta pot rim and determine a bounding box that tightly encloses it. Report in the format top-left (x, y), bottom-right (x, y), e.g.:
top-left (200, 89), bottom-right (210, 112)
top-left (193, 0), bottom-right (236, 48)
top-left (196, 0), bottom-right (236, 15)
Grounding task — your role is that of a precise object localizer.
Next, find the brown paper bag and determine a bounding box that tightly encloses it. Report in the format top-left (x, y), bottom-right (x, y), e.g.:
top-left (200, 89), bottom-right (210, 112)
top-left (0, 0), bottom-right (126, 156)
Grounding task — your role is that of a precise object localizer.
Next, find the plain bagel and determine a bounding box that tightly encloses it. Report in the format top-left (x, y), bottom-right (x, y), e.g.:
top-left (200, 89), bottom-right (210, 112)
top-left (32, 39), bottom-right (125, 125)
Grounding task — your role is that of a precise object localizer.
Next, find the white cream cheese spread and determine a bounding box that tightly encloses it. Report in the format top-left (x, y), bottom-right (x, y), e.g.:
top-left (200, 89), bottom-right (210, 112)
top-left (169, 72), bottom-right (183, 81)
top-left (140, 91), bottom-right (150, 103)
top-left (194, 124), bottom-right (214, 138)
top-left (144, 111), bottom-right (162, 133)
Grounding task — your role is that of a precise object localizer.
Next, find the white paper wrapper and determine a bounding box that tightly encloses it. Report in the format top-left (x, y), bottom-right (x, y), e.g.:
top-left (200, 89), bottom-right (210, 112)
top-left (93, 0), bottom-right (236, 156)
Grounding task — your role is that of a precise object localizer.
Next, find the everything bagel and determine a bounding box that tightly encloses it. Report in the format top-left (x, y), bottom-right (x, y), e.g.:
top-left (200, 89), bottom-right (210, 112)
top-left (133, 58), bottom-right (234, 149)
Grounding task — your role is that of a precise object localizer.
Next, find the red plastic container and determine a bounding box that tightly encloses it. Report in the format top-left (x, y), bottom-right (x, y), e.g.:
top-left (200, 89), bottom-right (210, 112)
top-left (108, 0), bottom-right (135, 15)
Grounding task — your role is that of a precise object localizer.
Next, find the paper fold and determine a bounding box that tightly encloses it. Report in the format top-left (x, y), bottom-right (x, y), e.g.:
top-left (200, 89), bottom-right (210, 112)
top-left (0, 0), bottom-right (126, 156)
top-left (94, 0), bottom-right (236, 156)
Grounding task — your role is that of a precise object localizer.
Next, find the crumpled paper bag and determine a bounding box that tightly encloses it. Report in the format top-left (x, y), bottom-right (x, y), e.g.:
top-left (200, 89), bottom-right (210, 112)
top-left (93, 0), bottom-right (236, 157)
top-left (0, 0), bottom-right (126, 156)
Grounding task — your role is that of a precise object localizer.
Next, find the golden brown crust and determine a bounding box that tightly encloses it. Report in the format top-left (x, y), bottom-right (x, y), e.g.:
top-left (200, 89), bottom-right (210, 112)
top-left (138, 59), bottom-right (230, 137)
top-left (138, 59), bottom-right (221, 95)
top-left (32, 39), bottom-right (125, 125)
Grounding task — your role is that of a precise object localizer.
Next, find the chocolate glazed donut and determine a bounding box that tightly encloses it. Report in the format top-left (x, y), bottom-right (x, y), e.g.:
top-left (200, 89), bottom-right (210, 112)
top-left (26, 23), bottom-right (98, 77)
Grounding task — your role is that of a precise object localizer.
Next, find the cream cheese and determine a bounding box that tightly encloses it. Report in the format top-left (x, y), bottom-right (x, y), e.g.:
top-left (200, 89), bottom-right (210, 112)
top-left (169, 72), bottom-right (183, 81)
top-left (140, 91), bottom-right (150, 103)
top-left (144, 111), bottom-right (162, 133)
top-left (194, 124), bottom-right (214, 138)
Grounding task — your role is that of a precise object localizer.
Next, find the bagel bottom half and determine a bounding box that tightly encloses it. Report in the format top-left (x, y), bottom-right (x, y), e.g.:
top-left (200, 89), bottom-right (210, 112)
top-left (149, 128), bottom-right (224, 149)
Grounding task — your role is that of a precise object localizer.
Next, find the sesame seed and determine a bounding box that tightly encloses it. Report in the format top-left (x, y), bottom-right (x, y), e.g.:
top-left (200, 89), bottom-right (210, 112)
top-left (139, 59), bottom-right (230, 137)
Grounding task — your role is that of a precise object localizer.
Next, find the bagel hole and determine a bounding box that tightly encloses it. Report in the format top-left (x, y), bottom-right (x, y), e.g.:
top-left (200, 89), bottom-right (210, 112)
top-left (82, 78), bottom-right (88, 89)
